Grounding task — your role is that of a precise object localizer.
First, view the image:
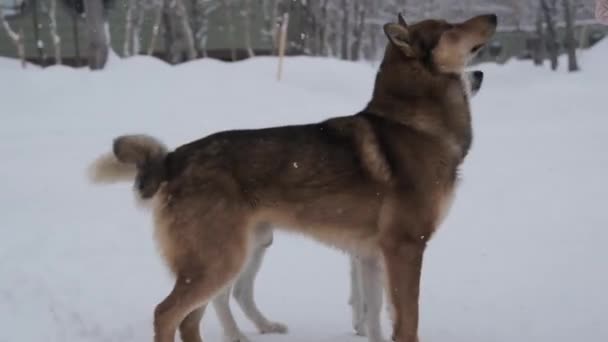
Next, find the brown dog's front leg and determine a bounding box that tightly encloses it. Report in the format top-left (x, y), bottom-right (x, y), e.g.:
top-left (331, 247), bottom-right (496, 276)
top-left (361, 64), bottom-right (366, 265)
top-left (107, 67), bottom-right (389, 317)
top-left (382, 239), bottom-right (426, 342)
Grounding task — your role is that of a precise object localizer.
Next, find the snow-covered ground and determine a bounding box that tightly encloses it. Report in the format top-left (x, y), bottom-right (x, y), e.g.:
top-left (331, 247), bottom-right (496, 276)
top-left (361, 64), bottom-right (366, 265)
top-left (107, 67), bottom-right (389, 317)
top-left (1, 43), bottom-right (607, 342)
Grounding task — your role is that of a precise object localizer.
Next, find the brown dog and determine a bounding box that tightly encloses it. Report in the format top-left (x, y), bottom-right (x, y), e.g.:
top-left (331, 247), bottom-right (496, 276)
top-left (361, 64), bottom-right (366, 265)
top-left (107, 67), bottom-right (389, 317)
top-left (89, 13), bottom-right (496, 342)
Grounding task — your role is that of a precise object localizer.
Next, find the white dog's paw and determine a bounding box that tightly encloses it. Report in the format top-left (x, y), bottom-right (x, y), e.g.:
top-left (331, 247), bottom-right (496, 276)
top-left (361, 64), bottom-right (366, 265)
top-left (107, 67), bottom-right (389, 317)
top-left (353, 321), bottom-right (367, 337)
top-left (224, 332), bottom-right (252, 342)
top-left (258, 321), bottom-right (288, 334)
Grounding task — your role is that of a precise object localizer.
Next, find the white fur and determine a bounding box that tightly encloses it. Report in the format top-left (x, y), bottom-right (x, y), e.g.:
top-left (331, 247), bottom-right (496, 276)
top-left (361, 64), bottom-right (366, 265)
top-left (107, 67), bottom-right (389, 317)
top-left (461, 72), bottom-right (473, 103)
top-left (213, 227), bottom-right (387, 342)
top-left (351, 255), bottom-right (386, 342)
top-left (212, 225), bottom-right (288, 341)
top-left (87, 153), bottom-right (137, 184)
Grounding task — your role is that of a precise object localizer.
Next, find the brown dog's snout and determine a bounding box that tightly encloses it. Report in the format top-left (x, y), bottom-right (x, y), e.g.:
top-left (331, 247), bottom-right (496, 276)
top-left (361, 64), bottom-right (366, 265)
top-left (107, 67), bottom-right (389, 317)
top-left (463, 13), bottom-right (498, 34)
top-left (485, 14), bottom-right (498, 26)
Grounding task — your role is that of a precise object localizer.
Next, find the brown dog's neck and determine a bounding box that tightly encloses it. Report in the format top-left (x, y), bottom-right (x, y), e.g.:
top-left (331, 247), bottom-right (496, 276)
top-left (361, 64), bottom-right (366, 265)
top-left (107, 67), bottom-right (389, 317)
top-left (363, 63), bottom-right (473, 160)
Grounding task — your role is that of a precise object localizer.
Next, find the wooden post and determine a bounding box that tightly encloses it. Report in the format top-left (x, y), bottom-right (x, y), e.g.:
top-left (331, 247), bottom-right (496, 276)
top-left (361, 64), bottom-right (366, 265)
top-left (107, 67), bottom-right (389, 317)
top-left (277, 12), bottom-right (289, 81)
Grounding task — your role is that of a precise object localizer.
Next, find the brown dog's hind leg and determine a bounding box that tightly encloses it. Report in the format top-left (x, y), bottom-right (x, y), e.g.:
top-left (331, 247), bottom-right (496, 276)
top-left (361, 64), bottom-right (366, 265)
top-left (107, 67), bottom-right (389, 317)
top-left (153, 200), bottom-right (250, 342)
top-left (154, 275), bottom-right (208, 342)
top-left (381, 236), bottom-right (426, 342)
top-left (179, 305), bottom-right (206, 342)
top-left (154, 252), bottom-right (248, 342)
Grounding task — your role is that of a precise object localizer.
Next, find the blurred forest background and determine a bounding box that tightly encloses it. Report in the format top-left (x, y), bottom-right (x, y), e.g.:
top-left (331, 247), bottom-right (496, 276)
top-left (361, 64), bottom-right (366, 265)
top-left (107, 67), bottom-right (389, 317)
top-left (0, 0), bottom-right (605, 71)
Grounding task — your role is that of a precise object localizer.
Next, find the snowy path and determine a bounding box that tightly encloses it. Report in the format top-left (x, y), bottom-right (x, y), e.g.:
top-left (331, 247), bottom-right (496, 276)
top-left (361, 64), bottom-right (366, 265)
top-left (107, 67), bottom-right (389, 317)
top-left (0, 48), bottom-right (607, 342)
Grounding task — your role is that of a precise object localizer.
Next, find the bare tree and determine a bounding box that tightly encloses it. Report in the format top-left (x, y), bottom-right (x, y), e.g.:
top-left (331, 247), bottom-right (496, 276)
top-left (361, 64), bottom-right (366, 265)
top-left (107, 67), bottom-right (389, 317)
top-left (507, 0), bottom-right (523, 30)
top-left (350, 0), bottom-right (366, 61)
top-left (84, 0), bottom-right (109, 70)
top-left (562, 0), bottom-right (579, 71)
top-left (30, 0), bottom-right (46, 63)
top-left (124, 0), bottom-right (136, 56)
top-left (533, 10), bottom-right (545, 65)
top-left (340, 0), bottom-right (349, 60)
top-left (190, 0), bottom-right (215, 57)
top-left (164, 0), bottom-right (197, 63)
top-left (132, 2), bottom-right (145, 55)
top-left (175, 0), bottom-right (197, 60)
top-left (47, 0), bottom-right (62, 64)
top-left (243, 0), bottom-right (255, 57)
top-left (318, 0), bottom-right (329, 56)
top-left (70, 3), bottom-right (82, 66)
top-left (261, 0), bottom-right (279, 54)
top-left (147, 0), bottom-right (163, 56)
top-left (223, 0), bottom-right (237, 61)
top-left (0, 6), bottom-right (26, 67)
top-left (190, 0), bottom-right (202, 55)
top-left (540, 0), bottom-right (558, 70)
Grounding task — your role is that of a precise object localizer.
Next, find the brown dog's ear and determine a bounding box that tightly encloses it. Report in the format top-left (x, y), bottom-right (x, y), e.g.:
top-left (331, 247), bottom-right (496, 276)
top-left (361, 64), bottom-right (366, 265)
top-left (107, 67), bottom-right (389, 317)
top-left (383, 23), bottom-right (415, 57)
top-left (397, 12), bottom-right (407, 27)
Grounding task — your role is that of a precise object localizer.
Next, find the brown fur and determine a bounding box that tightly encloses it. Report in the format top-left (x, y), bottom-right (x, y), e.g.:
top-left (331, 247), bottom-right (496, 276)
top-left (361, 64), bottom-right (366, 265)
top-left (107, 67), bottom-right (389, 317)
top-left (89, 14), bottom-right (497, 342)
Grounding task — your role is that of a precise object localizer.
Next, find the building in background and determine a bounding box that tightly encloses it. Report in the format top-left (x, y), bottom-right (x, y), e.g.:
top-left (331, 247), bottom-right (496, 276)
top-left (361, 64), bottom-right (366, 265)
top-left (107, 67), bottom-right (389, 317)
top-left (0, 0), bottom-right (606, 67)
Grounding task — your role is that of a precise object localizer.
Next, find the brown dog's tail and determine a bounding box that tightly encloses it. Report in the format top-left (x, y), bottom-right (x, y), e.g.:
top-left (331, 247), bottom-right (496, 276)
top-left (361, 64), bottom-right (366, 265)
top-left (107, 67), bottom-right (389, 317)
top-left (88, 134), bottom-right (168, 199)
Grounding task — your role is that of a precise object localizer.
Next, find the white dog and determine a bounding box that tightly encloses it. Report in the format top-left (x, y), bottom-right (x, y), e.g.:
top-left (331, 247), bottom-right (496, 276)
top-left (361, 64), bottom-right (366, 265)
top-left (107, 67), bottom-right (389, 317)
top-left (211, 69), bottom-right (485, 342)
top-left (211, 224), bottom-right (386, 342)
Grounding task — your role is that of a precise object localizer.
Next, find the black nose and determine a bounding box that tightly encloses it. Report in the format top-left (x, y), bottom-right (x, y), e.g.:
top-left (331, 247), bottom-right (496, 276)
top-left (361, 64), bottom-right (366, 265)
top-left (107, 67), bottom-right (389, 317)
top-left (486, 14), bottom-right (498, 26)
top-left (473, 70), bottom-right (484, 82)
top-left (471, 71), bottom-right (484, 92)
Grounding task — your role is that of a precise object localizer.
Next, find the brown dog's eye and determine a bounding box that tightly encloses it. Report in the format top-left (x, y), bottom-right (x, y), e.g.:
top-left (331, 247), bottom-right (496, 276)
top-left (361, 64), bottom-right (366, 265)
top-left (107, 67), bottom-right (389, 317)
top-left (470, 44), bottom-right (483, 53)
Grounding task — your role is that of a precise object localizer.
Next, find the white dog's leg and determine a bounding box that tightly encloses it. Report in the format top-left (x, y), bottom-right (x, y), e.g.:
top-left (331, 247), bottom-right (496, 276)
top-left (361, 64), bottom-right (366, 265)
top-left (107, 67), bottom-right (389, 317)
top-left (212, 285), bottom-right (251, 342)
top-left (232, 224), bottom-right (288, 334)
top-left (360, 257), bottom-right (386, 342)
top-left (349, 255), bottom-right (367, 336)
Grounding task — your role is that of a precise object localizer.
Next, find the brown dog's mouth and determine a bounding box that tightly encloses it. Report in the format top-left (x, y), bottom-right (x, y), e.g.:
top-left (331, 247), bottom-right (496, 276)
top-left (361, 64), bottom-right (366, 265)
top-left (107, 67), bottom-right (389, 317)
top-left (470, 44), bottom-right (484, 54)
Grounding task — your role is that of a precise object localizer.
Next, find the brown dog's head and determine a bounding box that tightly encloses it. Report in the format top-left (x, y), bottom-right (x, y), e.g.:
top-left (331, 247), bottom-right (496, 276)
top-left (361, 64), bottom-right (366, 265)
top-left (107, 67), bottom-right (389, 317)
top-left (383, 13), bottom-right (497, 74)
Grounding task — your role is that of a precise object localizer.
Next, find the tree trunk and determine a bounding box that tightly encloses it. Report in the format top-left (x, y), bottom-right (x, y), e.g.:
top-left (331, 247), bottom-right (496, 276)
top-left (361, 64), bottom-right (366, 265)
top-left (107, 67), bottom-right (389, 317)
top-left (162, 9), bottom-right (175, 61)
top-left (340, 0), bottom-right (349, 60)
top-left (132, 2), bottom-right (145, 55)
top-left (540, 0), bottom-right (558, 71)
top-left (190, 0), bottom-right (205, 56)
top-left (163, 0), bottom-right (196, 63)
top-left (224, 0), bottom-right (237, 61)
top-left (147, 0), bottom-right (163, 56)
top-left (507, 0), bottom-right (522, 31)
top-left (562, 0), bottom-right (579, 71)
top-left (307, 0), bottom-right (318, 55)
top-left (318, 0), bottom-right (328, 56)
top-left (48, 0), bottom-right (62, 64)
top-left (350, 0), bottom-right (365, 61)
top-left (31, 0), bottom-right (46, 64)
top-left (533, 10), bottom-right (544, 66)
top-left (123, 0), bottom-right (135, 57)
top-left (243, 0), bottom-right (255, 57)
top-left (174, 0), bottom-right (197, 60)
top-left (70, 4), bottom-right (81, 66)
top-left (0, 6), bottom-right (26, 67)
top-left (262, 0), bottom-right (278, 54)
top-left (84, 0), bottom-right (108, 70)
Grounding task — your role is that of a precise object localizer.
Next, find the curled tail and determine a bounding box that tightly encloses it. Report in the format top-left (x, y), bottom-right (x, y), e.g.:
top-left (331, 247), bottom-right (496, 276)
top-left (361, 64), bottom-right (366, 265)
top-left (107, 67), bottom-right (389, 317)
top-left (88, 134), bottom-right (168, 199)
